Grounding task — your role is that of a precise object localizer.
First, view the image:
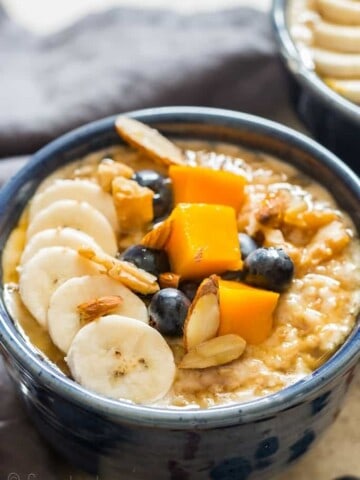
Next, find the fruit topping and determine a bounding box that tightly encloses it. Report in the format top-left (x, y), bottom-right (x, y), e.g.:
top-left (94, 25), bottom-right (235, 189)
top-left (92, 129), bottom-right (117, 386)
top-left (149, 288), bottom-right (191, 336)
top-left (243, 247), bottom-right (294, 292)
top-left (165, 203), bottom-right (242, 279)
top-left (122, 244), bottom-right (170, 277)
top-left (169, 165), bottom-right (247, 212)
top-left (134, 169), bottom-right (173, 220)
top-left (218, 280), bottom-right (279, 344)
top-left (238, 233), bottom-right (259, 260)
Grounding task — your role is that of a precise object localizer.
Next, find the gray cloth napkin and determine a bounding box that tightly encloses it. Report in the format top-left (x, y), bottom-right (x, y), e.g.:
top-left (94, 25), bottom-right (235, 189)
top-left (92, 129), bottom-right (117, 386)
top-left (0, 5), bottom-right (299, 159)
top-left (0, 5), bottom-right (302, 479)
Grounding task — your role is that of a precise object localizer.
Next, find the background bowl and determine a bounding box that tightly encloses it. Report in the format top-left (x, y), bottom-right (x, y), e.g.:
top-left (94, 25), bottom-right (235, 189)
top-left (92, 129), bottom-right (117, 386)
top-left (272, 0), bottom-right (360, 174)
top-left (0, 107), bottom-right (359, 480)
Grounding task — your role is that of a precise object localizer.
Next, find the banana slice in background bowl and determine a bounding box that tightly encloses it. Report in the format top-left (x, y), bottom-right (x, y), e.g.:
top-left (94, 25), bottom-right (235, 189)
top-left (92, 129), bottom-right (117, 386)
top-left (272, 0), bottom-right (360, 173)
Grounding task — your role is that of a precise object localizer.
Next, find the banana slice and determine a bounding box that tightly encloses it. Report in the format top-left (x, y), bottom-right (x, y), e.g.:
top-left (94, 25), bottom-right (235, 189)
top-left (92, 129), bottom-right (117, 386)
top-left (48, 275), bottom-right (149, 354)
top-left (20, 227), bottom-right (102, 265)
top-left (314, 22), bottom-right (360, 53)
top-left (312, 48), bottom-right (360, 78)
top-left (317, 0), bottom-right (360, 25)
top-left (26, 200), bottom-right (117, 256)
top-left (66, 315), bottom-right (176, 404)
top-left (19, 246), bottom-right (101, 328)
top-left (29, 179), bottom-right (119, 232)
top-left (325, 78), bottom-right (360, 103)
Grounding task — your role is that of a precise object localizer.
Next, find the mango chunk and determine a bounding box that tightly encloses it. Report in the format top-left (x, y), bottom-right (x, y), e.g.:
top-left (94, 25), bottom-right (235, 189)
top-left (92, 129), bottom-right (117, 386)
top-left (169, 166), bottom-right (247, 212)
top-left (218, 280), bottom-right (279, 344)
top-left (165, 204), bottom-right (242, 279)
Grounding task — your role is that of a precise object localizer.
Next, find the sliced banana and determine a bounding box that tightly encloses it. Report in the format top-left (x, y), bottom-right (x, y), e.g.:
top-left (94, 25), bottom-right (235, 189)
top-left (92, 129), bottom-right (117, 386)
top-left (325, 78), bottom-right (360, 103)
top-left (48, 275), bottom-right (149, 354)
top-left (26, 200), bottom-right (117, 256)
top-left (20, 227), bottom-right (102, 265)
top-left (19, 246), bottom-right (101, 328)
top-left (314, 22), bottom-right (360, 53)
top-left (317, 0), bottom-right (360, 26)
top-left (312, 48), bottom-right (360, 78)
top-left (66, 315), bottom-right (176, 404)
top-left (29, 179), bottom-right (119, 232)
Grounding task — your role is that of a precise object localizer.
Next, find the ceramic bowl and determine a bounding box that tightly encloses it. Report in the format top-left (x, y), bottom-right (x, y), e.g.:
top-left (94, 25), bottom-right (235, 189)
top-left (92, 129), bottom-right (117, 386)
top-left (0, 107), bottom-right (359, 480)
top-left (272, 0), bottom-right (360, 174)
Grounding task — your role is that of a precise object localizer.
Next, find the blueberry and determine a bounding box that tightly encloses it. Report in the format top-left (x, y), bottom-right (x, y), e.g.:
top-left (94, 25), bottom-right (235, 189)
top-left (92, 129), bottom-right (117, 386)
top-left (238, 233), bottom-right (258, 260)
top-left (179, 280), bottom-right (200, 302)
top-left (149, 288), bottom-right (190, 336)
top-left (133, 170), bottom-right (173, 220)
top-left (244, 247), bottom-right (294, 292)
top-left (221, 270), bottom-right (243, 281)
top-left (121, 245), bottom-right (170, 277)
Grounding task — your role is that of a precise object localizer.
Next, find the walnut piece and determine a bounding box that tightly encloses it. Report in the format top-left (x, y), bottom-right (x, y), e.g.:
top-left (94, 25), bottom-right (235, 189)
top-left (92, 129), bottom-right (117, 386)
top-left (97, 159), bottom-right (134, 192)
top-left (159, 272), bottom-right (181, 289)
top-left (112, 177), bottom-right (154, 232)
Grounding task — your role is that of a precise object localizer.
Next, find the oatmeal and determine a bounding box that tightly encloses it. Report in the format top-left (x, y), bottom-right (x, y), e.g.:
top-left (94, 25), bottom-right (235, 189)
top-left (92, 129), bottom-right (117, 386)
top-left (2, 118), bottom-right (359, 408)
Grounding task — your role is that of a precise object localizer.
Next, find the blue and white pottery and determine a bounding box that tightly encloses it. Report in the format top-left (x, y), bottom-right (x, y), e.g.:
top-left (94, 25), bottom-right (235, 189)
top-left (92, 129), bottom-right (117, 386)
top-left (0, 107), bottom-right (359, 479)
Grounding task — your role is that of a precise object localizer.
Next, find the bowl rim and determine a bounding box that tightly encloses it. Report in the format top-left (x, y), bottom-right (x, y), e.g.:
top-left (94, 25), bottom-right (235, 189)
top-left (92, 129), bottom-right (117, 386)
top-left (271, 0), bottom-right (360, 125)
top-left (0, 106), bottom-right (359, 429)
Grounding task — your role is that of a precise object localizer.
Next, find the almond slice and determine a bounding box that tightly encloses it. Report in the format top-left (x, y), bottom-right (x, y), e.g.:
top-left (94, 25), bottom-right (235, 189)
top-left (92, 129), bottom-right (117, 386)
top-left (78, 246), bottom-right (159, 295)
top-left (179, 334), bottom-right (246, 369)
top-left (141, 218), bottom-right (173, 250)
top-left (77, 295), bottom-right (123, 324)
top-left (115, 117), bottom-right (186, 166)
top-left (183, 275), bottom-right (220, 351)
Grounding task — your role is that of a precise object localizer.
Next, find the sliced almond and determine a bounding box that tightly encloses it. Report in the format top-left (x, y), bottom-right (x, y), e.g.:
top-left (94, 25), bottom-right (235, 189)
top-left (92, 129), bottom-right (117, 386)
top-left (159, 272), bottom-right (181, 289)
top-left (97, 159), bottom-right (134, 192)
top-left (141, 218), bottom-right (173, 250)
top-left (183, 275), bottom-right (220, 351)
top-left (77, 295), bottom-right (123, 324)
top-left (115, 117), bottom-right (185, 166)
top-left (78, 246), bottom-right (159, 295)
top-left (179, 334), bottom-right (246, 369)
top-left (112, 176), bottom-right (154, 232)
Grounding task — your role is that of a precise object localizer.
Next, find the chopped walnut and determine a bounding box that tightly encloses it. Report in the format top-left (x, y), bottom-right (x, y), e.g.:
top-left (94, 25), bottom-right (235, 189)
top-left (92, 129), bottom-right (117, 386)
top-left (256, 192), bottom-right (285, 228)
top-left (97, 159), bottom-right (134, 192)
top-left (112, 177), bottom-right (154, 232)
top-left (301, 221), bottom-right (351, 268)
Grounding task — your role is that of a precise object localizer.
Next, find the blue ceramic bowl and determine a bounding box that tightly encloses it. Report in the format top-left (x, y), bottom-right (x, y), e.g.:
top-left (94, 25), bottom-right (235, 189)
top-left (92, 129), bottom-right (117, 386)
top-left (0, 107), bottom-right (359, 480)
top-left (272, 0), bottom-right (360, 174)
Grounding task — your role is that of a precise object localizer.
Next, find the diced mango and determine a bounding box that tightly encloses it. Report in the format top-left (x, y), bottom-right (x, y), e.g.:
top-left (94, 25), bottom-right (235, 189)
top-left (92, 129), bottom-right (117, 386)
top-left (165, 204), bottom-right (242, 279)
top-left (169, 166), bottom-right (247, 212)
top-left (218, 279), bottom-right (279, 344)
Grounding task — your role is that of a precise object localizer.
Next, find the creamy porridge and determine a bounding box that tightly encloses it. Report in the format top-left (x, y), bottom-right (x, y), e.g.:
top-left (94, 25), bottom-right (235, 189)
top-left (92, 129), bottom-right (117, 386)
top-left (2, 118), bottom-right (360, 408)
